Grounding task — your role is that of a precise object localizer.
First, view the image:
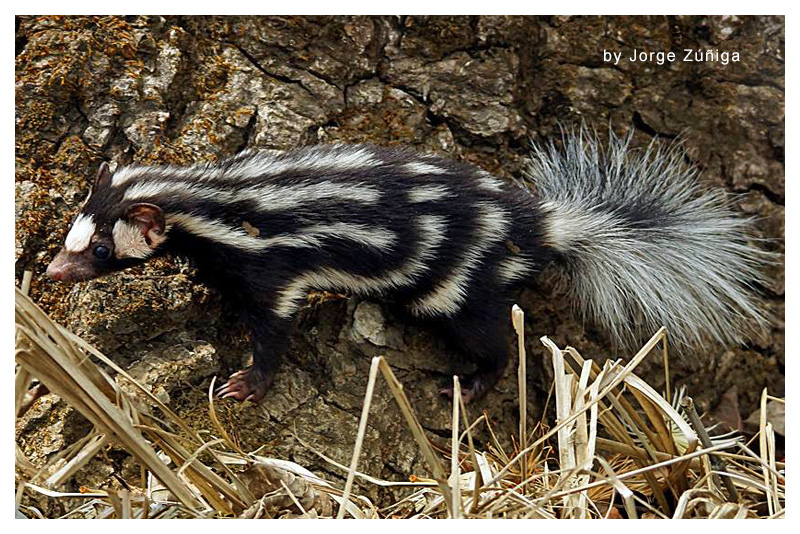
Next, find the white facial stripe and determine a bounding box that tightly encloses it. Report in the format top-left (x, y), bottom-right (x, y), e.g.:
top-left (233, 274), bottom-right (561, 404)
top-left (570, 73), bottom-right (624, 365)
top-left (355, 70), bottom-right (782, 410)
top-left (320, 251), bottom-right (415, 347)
top-left (410, 204), bottom-right (509, 317)
top-left (64, 214), bottom-right (96, 252)
top-left (123, 180), bottom-right (381, 211)
top-left (112, 220), bottom-right (153, 259)
top-left (404, 162), bottom-right (446, 175)
top-left (408, 184), bottom-right (453, 203)
top-left (274, 215), bottom-right (447, 318)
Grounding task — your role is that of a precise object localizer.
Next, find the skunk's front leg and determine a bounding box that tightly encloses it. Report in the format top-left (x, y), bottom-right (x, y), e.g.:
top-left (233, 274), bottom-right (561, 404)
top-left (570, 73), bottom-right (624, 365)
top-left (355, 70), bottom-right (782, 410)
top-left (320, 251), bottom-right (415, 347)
top-left (215, 307), bottom-right (292, 403)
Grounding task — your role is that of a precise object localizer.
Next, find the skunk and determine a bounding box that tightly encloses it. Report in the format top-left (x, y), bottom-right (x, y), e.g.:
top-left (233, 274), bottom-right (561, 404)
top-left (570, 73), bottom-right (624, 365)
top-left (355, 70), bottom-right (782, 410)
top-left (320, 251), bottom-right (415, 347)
top-left (46, 131), bottom-right (770, 402)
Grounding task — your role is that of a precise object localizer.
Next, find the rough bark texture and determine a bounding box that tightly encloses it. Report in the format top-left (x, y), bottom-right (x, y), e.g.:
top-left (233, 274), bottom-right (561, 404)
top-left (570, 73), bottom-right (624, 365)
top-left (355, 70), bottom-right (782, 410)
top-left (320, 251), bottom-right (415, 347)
top-left (15, 15), bottom-right (784, 509)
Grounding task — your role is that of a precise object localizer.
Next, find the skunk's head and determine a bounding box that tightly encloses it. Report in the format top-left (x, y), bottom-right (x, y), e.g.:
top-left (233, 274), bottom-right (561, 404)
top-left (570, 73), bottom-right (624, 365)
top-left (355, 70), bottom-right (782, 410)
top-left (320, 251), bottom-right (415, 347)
top-left (46, 162), bottom-right (168, 283)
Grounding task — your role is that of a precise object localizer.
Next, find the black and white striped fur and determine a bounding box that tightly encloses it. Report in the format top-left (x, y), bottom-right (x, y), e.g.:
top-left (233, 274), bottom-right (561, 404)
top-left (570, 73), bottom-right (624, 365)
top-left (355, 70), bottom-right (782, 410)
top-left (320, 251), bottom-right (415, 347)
top-left (46, 133), bottom-right (770, 402)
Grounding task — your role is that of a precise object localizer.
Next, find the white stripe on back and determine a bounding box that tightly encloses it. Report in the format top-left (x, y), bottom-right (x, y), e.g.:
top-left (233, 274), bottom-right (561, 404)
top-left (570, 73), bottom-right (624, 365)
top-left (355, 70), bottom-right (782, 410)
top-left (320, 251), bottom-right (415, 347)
top-left (166, 213), bottom-right (397, 253)
top-left (407, 184), bottom-right (453, 203)
top-left (496, 256), bottom-right (533, 284)
top-left (475, 172), bottom-right (505, 193)
top-left (227, 146), bottom-right (380, 179)
top-left (112, 146), bottom-right (381, 187)
top-left (123, 180), bottom-right (381, 211)
top-left (273, 215), bottom-right (448, 318)
top-left (404, 162), bottom-right (447, 175)
top-left (409, 203), bottom-right (509, 317)
top-left (166, 213), bottom-right (266, 252)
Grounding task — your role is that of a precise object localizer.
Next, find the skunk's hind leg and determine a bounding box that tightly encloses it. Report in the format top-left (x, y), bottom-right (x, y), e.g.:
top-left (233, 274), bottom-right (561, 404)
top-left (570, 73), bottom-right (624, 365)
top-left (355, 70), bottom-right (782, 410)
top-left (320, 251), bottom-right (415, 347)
top-left (439, 305), bottom-right (513, 403)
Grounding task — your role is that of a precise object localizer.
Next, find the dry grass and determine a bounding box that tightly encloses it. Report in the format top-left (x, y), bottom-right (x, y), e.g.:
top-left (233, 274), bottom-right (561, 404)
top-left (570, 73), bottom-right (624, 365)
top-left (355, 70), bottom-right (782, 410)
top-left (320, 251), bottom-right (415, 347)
top-left (15, 278), bottom-right (785, 519)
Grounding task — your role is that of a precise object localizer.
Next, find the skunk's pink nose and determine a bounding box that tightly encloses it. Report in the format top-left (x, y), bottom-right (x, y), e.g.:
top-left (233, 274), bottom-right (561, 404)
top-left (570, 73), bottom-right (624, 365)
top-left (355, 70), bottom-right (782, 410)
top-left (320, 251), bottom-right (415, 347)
top-left (46, 261), bottom-right (65, 281)
top-left (46, 250), bottom-right (77, 282)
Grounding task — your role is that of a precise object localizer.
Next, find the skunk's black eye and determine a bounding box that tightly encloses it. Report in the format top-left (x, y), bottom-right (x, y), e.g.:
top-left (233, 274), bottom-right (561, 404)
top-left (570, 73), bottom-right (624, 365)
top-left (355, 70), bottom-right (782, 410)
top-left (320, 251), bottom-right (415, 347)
top-left (93, 245), bottom-right (111, 260)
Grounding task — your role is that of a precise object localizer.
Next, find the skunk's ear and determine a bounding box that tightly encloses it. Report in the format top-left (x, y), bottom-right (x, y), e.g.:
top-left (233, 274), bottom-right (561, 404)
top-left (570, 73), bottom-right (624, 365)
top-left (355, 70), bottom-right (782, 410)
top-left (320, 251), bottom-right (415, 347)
top-left (94, 162), bottom-right (113, 189)
top-left (126, 203), bottom-right (166, 247)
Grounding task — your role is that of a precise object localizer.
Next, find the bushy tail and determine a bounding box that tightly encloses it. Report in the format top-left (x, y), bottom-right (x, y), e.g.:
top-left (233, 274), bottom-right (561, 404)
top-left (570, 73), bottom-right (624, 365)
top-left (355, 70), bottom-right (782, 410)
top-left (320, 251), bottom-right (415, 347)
top-left (526, 128), bottom-right (771, 349)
